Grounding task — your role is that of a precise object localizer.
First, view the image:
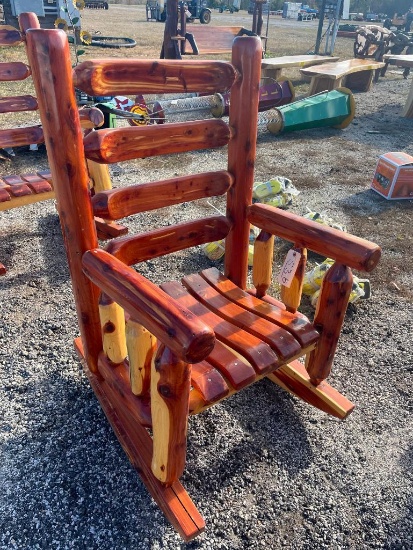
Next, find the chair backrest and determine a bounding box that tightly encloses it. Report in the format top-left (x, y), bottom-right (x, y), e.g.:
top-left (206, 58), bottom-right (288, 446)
top-left (0, 15), bottom-right (43, 153)
top-left (25, 27), bottom-right (263, 371)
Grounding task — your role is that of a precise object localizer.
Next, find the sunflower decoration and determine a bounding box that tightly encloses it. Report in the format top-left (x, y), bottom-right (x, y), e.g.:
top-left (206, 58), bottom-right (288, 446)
top-left (54, 18), bottom-right (69, 32)
top-left (80, 30), bottom-right (93, 45)
top-left (73, 0), bottom-right (85, 9)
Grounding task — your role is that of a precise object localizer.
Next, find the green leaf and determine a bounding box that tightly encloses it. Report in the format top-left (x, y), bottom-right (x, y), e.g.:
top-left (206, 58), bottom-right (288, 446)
top-left (77, 49), bottom-right (86, 56)
top-left (72, 17), bottom-right (80, 24)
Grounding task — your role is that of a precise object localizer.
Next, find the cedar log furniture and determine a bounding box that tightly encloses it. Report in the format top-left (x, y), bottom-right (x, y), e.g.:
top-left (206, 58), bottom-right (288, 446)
top-left (382, 54), bottom-right (413, 117)
top-left (0, 14), bottom-right (126, 274)
top-left (261, 55), bottom-right (339, 82)
top-left (300, 58), bottom-right (385, 95)
top-left (25, 25), bottom-right (381, 540)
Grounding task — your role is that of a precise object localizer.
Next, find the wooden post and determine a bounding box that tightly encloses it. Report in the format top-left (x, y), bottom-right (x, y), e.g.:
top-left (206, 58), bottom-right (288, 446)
top-left (87, 159), bottom-right (112, 193)
top-left (252, 230), bottom-right (274, 298)
top-left (98, 293), bottom-right (127, 364)
top-left (280, 247), bottom-right (307, 313)
top-left (151, 345), bottom-right (191, 485)
top-left (162, 0), bottom-right (180, 59)
top-left (305, 263), bottom-right (353, 384)
top-left (26, 29), bottom-right (102, 372)
top-left (127, 319), bottom-right (156, 396)
top-left (224, 36), bottom-right (262, 289)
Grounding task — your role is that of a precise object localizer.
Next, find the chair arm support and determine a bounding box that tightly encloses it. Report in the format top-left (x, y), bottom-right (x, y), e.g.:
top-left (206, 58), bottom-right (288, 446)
top-left (247, 203), bottom-right (381, 272)
top-left (82, 249), bottom-right (215, 364)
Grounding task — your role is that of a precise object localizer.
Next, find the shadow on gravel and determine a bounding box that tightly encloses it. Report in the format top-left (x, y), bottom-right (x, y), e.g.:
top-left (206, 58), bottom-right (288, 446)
top-left (388, 444), bottom-right (413, 549)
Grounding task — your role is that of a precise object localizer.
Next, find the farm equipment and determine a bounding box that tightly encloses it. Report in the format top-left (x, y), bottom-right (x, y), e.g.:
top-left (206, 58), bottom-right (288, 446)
top-left (85, 1), bottom-right (109, 8)
top-left (147, 0), bottom-right (211, 23)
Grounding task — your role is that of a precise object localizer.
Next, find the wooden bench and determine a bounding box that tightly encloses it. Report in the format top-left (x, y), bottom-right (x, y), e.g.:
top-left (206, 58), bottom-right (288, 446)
top-left (300, 58), bottom-right (385, 95)
top-left (382, 54), bottom-right (413, 117)
top-left (261, 54), bottom-right (339, 81)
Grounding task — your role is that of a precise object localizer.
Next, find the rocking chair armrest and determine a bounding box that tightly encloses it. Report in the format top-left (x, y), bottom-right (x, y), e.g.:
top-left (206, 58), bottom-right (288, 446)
top-left (247, 203), bottom-right (381, 272)
top-left (82, 249), bottom-right (215, 364)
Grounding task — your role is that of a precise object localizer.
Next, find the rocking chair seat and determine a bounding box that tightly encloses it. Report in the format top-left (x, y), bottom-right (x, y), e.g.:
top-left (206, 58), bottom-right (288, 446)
top-left (160, 267), bottom-right (319, 413)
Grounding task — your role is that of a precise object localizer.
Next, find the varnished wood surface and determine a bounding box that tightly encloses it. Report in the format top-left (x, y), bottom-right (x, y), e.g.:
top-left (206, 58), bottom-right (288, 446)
top-left (73, 58), bottom-right (237, 96)
top-left (267, 360), bottom-right (354, 419)
top-left (82, 249), bottom-right (215, 364)
top-left (183, 273), bottom-right (302, 361)
top-left (0, 26), bottom-right (22, 46)
top-left (224, 36), bottom-right (263, 288)
top-left (0, 62), bottom-right (31, 81)
top-left (184, 25), bottom-right (243, 54)
top-left (305, 264), bottom-right (353, 384)
top-left (248, 203), bottom-right (381, 272)
top-left (0, 126), bottom-right (43, 149)
top-left (262, 55), bottom-right (339, 69)
top-left (105, 216), bottom-right (231, 266)
top-left (26, 28), bottom-right (103, 371)
top-left (252, 231), bottom-right (274, 298)
top-left (0, 94), bottom-right (38, 113)
top-left (201, 267), bottom-right (319, 348)
top-left (92, 171), bottom-right (233, 220)
top-left (151, 346), bottom-right (191, 484)
top-left (161, 280), bottom-right (280, 375)
top-left (84, 120), bottom-right (230, 163)
top-left (75, 339), bottom-right (205, 541)
top-left (300, 58), bottom-right (385, 79)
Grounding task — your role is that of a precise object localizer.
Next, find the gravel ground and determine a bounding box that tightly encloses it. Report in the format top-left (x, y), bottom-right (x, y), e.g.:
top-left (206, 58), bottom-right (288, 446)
top-left (1, 15), bottom-right (413, 550)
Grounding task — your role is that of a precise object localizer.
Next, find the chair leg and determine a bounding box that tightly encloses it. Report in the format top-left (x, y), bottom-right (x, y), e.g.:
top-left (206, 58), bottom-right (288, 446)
top-left (74, 338), bottom-right (205, 542)
top-left (151, 345), bottom-right (191, 485)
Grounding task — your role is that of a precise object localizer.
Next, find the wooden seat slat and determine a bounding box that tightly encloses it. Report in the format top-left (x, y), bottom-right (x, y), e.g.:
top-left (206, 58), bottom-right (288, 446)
top-left (84, 120), bottom-right (230, 163)
top-left (190, 361), bottom-right (230, 404)
top-left (300, 58), bottom-right (384, 79)
top-left (200, 267), bottom-right (319, 348)
top-left (183, 273), bottom-right (303, 361)
top-left (0, 95), bottom-right (38, 114)
top-left (0, 61), bottom-right (31, 81)
top-left (160, 281), bottom-right (280, 375)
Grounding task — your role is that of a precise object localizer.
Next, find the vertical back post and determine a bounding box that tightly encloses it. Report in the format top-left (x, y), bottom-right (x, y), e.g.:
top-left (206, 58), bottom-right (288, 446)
top-left (225, 36), bottom-right (262, 289)
top-left (26, 29), bottom-right (102, 372)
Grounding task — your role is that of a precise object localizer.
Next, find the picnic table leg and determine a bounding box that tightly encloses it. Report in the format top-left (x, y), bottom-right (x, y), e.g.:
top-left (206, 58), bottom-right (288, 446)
top-left (344, 69), bottom-right (374, 92)
top-left (262, 68), bottom-right (282, 82)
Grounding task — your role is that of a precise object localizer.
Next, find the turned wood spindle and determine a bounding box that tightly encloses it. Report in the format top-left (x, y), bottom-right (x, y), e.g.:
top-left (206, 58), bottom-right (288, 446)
top-left (252, 230), bottom-right (274, 298)
top-left (98, 293), bottom-right (127, 364)
top-left (126, 319), bottom-right (157, 396)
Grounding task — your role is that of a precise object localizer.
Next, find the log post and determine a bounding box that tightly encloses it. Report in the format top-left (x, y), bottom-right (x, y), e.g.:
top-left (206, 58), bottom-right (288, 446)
top-left (305, 263), bottom-right (353, 385)
top-left (252, 230), bottom-right (274, 298)
top-left (151, 345), bottom-right (191, 485)
top-left (87, 159), bottom-right (112, 193)
top-left (280, 247), bottom-right (307, 313)
top-left (127, 319), bottom-right (157, 396)
top-left (98, 293), bottom-right (127, 364)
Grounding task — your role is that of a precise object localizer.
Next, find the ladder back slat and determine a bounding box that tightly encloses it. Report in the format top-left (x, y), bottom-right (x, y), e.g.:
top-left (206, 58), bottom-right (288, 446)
top-left (84, 120), bottom-right (231, 163)
top-left (73, 59), bottom-right (237, 96)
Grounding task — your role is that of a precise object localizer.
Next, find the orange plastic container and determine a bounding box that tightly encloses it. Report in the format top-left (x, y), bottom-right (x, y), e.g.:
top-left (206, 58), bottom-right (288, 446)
top-left (371, 152), bottom-right (413, 200)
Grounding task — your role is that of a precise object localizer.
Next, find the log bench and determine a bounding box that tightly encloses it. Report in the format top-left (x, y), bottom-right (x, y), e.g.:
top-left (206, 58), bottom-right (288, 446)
top-left (261, 54), bottom-right (339, 82)
top-left (300, 58), bottom-right (385, 95)
top-left (382, 54), bottom-right (413, 117)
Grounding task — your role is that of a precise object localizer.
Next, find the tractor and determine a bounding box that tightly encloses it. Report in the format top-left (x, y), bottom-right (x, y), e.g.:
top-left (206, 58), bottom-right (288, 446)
top-left (147, 0), bottom-right (211, 23)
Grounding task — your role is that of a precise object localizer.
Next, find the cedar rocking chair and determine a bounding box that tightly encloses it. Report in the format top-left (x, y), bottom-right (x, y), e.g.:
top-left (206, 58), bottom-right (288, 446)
top-left (25, 26), bottom-right (381, 541)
